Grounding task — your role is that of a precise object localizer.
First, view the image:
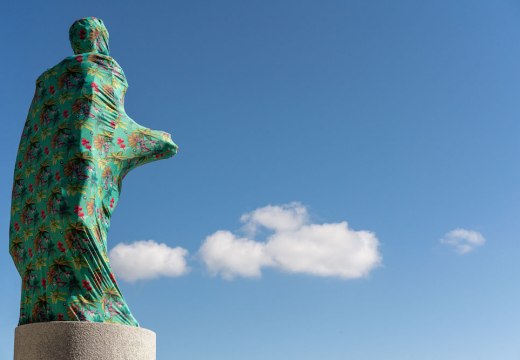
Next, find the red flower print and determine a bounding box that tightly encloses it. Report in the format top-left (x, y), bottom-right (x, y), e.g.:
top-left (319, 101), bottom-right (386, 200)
top-left (41, 279), bottom-right (46, 287)
top-left (44, 146), bottom-right (49, 155)
top-left (41, 210), bottom-right (46, 219)
top-left (109, 272), bottom-right (117, 283)
top-left (75, 55), bottom-right (83, 62)
top-left (57, 314), bottom-right (64, 321)
top-left (82, 280), bottom-right (93, 291)
top-left (14, 222), bottom-right (20, 231)
top-left (73, 206), bottom-right (85, 218)
top-left (28, 184), bottom-right (34, 192)
top-left (55, 172), bottom-right (61, 181)
top-left (58, 242), bottom-right (66, 253)
top-left (110, 120), bottom-right (116, 128)
top-left (18, 161), bottom-right (22, 169)
top-left (33, 124), bottom-right (38, 132)
top-left (81, 138), bottom-right (92, 150)
top-left (79, 28), bottom-right (86, 40)
top-left (63, 109), bottom-right (69, 118)
top-left (28, 249), bottom-right (33, 258)
top-left (49, 86), bottom-right (55, 95)
top-left (91, 82), bottom-right (99, 92)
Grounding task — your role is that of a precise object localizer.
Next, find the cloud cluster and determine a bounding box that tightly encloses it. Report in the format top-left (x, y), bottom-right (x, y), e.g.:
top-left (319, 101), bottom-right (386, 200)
top-left (199, 202), bottom-right (382, 280)
top-left (440, 228), bottom-right (486, 254)
top-left (107, 205), bottom-right (486, 283)
top-left (109, 240), bottom-right (189, 282)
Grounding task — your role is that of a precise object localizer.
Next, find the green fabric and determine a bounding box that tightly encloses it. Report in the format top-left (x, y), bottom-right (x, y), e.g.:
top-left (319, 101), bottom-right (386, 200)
top-left (9, 17), bottom-right (178, 326)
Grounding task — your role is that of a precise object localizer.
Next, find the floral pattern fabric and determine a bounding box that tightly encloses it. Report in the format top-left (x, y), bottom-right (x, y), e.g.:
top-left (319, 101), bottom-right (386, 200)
top-left (9, 17), bottom-right (178, 326)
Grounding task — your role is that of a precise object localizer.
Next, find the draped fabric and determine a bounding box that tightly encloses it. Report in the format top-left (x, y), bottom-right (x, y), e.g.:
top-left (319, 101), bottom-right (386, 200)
top-left (9, 17), bottom-right (178, 326)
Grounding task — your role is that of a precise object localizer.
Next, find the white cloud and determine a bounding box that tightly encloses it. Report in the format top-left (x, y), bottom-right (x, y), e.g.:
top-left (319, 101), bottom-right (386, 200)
top-left (199, 231), bottom-right (273, 280)
top-left (240, 202), bottom-right (308, 234)
top-left (199, 203), bottom-right (382, 280)
top-left (266, 222), bottom-right (381, 278)
top-left (110, 240), bottom-right (189, 282)
top-left (440, 228), bottom-right (486, 254)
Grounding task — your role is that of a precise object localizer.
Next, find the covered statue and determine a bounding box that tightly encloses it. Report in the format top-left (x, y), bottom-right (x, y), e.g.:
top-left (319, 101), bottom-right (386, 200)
top-left (8, 17), bottom-right (178, 326)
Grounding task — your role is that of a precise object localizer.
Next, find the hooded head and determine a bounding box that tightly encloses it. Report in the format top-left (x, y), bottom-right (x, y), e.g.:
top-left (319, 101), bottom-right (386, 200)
top-left (69, 17), bottom-right (110, 56)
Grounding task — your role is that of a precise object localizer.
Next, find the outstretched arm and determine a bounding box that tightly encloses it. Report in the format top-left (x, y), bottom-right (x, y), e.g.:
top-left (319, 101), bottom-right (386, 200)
top-left (114, 116), bottom-right (178, 179)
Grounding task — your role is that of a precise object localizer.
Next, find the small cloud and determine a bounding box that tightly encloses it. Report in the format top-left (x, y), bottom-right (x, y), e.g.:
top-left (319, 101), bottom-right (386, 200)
top-left (199, 203), bottom-right (382, 280)
top-left (440, 228), bottom-right (486, 254)
top-left (240, 202), bottom-right (308, 234)
top-left (109, 240), bottom-right (189, 282)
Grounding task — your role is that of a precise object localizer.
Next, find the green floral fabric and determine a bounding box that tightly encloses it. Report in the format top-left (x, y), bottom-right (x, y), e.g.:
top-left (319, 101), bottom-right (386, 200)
top-left (9, 17), bottom-right (178, 326)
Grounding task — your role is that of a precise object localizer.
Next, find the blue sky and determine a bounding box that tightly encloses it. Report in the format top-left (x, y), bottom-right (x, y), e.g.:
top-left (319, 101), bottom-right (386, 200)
top-left (2, 1), bottom-right (520, 359)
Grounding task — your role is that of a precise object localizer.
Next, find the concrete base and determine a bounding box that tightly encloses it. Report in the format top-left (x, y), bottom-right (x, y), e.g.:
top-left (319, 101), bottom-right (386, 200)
top-left (14, 321), bottom-right (156, 360)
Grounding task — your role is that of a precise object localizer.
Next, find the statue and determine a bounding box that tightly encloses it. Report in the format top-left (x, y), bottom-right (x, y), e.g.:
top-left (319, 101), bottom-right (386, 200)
top-left (8, 17), bottom-right (178, 327)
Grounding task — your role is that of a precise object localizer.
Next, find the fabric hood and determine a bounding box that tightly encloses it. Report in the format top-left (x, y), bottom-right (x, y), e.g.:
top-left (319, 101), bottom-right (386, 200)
top-left (69, 17), bottom-right (110, 56)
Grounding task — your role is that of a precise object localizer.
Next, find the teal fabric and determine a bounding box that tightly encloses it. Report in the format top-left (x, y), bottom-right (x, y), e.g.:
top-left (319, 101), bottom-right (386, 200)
top-left (9, 17), bottom-right (178, 326)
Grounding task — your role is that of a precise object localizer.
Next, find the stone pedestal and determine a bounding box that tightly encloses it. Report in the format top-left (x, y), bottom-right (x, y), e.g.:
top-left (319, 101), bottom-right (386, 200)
top-left (14, 321), bottom-right (156, 360)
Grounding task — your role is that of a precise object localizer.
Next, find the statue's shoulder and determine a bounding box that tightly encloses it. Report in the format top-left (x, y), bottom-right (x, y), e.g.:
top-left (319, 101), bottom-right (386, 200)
top-left (36, 54), bottom-right (127, 86)
top-left (35, 55), bottom-right (85, 85)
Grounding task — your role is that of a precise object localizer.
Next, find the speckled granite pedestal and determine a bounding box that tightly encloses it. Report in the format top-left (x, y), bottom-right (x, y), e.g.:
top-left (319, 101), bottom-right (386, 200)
top-left (14, 321), bottom-right (156, 360)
